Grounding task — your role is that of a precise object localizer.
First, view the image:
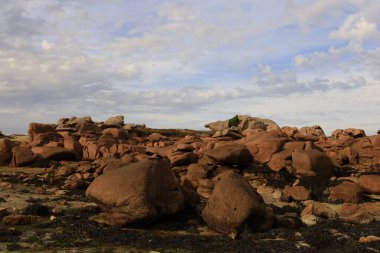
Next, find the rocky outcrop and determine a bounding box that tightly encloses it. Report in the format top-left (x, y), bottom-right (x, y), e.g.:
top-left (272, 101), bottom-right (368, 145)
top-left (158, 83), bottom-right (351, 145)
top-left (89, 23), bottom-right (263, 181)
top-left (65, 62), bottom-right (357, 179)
top-left (1, 114), bottom-right (379, 242)
top-left (28, 123), bottom-right (56, 143)
top-left (318, 132), bottom-right (380, 170)
top-left (205, 115), bottom-right (280, 133)
top-left (294, 125), bottom-right (326, 141)
top-left (76, 122), bottom-right (101, 134)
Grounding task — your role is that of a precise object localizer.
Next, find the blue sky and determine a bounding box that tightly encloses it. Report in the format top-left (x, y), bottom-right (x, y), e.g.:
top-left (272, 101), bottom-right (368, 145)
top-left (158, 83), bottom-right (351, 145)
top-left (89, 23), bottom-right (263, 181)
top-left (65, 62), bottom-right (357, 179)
top-left (0, 0), bottom-right (379, 134)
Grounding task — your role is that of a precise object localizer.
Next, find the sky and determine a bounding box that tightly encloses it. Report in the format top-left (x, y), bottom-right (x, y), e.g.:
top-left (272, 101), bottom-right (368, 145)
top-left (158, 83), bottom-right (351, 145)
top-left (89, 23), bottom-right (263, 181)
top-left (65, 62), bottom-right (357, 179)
top-left (0, 0), bottom-right (379, 135)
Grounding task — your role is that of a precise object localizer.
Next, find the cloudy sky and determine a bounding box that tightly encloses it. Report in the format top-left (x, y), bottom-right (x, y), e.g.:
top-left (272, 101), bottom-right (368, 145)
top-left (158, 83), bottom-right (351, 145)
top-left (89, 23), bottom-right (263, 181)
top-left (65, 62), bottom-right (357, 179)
top-left (0, 0), bottom-right (379, 135)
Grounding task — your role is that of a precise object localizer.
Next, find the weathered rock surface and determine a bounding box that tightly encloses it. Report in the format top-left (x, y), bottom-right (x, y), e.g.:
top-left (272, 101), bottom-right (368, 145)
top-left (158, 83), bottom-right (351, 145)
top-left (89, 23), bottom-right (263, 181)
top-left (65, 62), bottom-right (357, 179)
top-left (268, 150), bottom-right (292, 171)
top-left (182, 166), bottom-right (206, 187)
top-left (205, 143), bottom-right (252, 166)
top-left (337, 202), bottom-right (380, 224)
top-left (86, 159), bottom-right (184, 226)
top-left (10, 146), bottom-right (38, 167)
top-left (205, 115), bottom-right (280, 133)
top-left (358, 175), bottom-right (380, 194)
top-left (104, 115), bottom-right (124, 128)
top-left (282, 185), bottom-right (311, 201)
top-left (28, 123), bottom-right (56, 143)
top-left (3, 214), bottom-right (31, 225)
top-left (246, 133), bottom-right (286, 164)
top-left (0, 138), bottom-right (15, 165)
top-left (31, 146), bottom-right (77, 161)
top-left (202, 172), bottom-right (273, 238)
top-left (328, 181), bottom-right (363, 203)
top-left (1, 114), bottom-right (379, 245)
top-left (294, 125), bottom-right (326, 141)
top-left (291, 149), bottom-right (333, 178)
top-left (76, 122), bottom-right (101, 134)
top-left (168, 151), bottom-right (198, 166)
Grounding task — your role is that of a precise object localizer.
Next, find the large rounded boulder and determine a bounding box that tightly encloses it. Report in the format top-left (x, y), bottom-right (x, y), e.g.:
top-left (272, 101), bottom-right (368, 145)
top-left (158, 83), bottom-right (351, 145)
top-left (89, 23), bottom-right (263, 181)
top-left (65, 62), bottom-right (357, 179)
top-left (202, 172), bottom-right (273, 238)
top-left (86, 158), bottom-right (184, 226)
top-left (104, 115), bottom-right (124, 128)
top-left (246, 133), bottom-right (286, 163)
top-left (358, 175), bottom-right (380, 194)
top-left (291, 149), bottom-right (334, 179)
top-left (205, 143), bottom-right (252, 166)
top-left (31, 146), bottom-right (78, 161)
top-left (10, 146), bottom-right (38, 167)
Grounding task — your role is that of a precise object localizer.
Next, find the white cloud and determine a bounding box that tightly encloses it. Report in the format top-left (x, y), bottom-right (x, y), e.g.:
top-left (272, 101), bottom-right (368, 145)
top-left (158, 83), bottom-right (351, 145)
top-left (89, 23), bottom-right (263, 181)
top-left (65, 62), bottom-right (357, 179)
top-left (157, 2), bottom-right (198, 22)
top-left (330, 14), bottom-right (377, 42)
top-left (41, 40), bottom-right (55, 50)
top-left (0, 0), bottom-right (379, 135)
top-left (116, 64), bottom-right (141, 79)
top-left (284, 0), bottom-right (369, 30)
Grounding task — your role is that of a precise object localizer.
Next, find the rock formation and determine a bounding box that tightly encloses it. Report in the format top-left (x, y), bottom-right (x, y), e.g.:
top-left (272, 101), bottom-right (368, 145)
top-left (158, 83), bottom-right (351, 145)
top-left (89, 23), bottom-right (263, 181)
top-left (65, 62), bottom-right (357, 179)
top-left (0, 114), bottom-right (379, 241)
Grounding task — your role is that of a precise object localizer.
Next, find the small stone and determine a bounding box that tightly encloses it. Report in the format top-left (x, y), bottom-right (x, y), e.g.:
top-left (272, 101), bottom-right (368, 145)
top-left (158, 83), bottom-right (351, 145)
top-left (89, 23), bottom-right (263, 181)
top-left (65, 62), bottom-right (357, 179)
top-left (56, 200), bottom-right (67, 205)
top-left (301, 214), bottom-right (319, 227)
top-left (277, 215), bottom-right (302, 229)
top-left (0, 182), bottom-right (14, 189)
top-left (282, 185), bottom-right (311, 201)
top-left (68, 178), bottom-right (87, 189)
top-left (51, 207), bottom-right (63, 214)
top-left (56, 165), bottom-right (76, 177)
top-left (359, 235), bottom-right (380, 243)
top-left (54, 190), bottom-right (68, 196)
top-left (3, 214), bottom-right (31, 225)
top-left (34, 187), bottom-right (46, 194)
top-left (328, 181), bottom-right (363, 203)
top-left (83, 172), bottom-right (94, 181)
top-left (292, 179), bottom-right (301, 186)
top-left (296, 241), bottom-right (311, 248)
top-left (0, 207), bottom-right (9, 219)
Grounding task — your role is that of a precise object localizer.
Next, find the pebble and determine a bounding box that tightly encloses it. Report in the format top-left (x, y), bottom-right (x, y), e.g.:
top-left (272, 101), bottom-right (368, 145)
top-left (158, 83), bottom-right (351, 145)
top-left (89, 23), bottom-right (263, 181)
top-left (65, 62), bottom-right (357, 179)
top-left (296, 241), bottom-right (310, 248)
top-left (0, 182), bottom-right (14, 189)
top-left (0, 207), bottom-right (9, 218)
top-left (3, 214), bottom-right (31, 225)
top-left (359, 235), bottom-right (380, 243)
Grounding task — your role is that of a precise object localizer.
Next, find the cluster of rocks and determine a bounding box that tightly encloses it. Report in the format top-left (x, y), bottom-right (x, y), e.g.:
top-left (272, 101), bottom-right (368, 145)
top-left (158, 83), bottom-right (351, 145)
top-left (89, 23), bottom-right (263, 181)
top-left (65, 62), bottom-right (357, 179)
top-left (0, 115), bottom-right (379, 239)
